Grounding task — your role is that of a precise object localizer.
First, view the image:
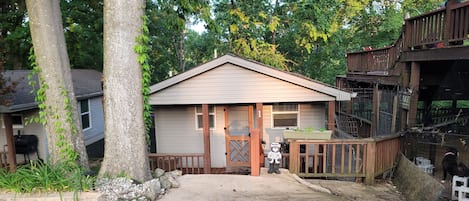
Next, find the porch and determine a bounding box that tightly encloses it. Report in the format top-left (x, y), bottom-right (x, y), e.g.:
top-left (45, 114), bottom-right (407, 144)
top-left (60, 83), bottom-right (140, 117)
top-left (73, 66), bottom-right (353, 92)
top-left (148, 134), bottom-right (401, 185)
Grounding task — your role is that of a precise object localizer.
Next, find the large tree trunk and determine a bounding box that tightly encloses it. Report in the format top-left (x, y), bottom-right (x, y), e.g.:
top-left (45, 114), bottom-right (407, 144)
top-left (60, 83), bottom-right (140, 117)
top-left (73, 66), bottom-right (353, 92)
top-left (25, 0), bottom-right (89, 169)
top-left (99, 0), bottom-right (151, 182)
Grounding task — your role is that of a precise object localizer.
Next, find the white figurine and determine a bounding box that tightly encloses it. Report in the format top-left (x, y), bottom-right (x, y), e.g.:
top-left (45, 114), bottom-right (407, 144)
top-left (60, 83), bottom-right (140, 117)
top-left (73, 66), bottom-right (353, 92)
top-left (267, 142), bottom-right (282, 174)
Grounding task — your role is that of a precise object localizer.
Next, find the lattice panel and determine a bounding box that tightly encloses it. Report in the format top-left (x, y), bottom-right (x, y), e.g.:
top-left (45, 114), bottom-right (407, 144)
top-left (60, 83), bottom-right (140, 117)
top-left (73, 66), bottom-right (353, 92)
top-left (227, 139), bottom-right (250, 166)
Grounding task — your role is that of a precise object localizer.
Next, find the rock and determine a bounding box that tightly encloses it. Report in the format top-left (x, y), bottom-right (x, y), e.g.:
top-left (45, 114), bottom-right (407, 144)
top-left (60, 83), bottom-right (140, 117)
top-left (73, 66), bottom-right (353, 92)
top-left (164, 172), bottom-right (180, 188)
top-left (154, 168), bottom-right (165, 178)
top-left (169, 170), bottom-right (182, 177)
top-left (142, 179), bottom-right (161, 201)
top-left (159, 175), bottom-right (172, 189)
top-left (96, 177), bottom-right (162, 201)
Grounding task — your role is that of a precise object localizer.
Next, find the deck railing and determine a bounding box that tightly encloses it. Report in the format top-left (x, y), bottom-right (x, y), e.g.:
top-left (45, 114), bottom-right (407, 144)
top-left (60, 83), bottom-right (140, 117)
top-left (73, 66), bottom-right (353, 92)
top-left (347, 1), bottom-right (469, 73)
top-left (406, 1), bottom-right (469, 49)
top-left (148, 153), bottom-right (204, 174)
top-left (287, 135), bottom-right (401, 184)
top-left (347, 34), bottom-right (403, 73)
top-left (0, 152), bottom-right (8, 168)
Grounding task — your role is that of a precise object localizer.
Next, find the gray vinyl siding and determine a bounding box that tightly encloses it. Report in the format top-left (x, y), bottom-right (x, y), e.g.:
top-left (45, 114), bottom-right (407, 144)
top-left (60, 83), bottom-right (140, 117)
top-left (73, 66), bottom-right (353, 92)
top-left (155, 106), bottom-right (226, 167)
top-left (150, 64), bottom-right (334, 105)
top-left (82, 97), bottom-right (104, 145)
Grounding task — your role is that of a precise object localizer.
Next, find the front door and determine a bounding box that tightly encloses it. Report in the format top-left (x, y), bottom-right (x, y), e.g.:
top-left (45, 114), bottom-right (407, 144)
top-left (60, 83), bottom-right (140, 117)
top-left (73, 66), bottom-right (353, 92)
top-left (225, 105), bottom-right (253, 167)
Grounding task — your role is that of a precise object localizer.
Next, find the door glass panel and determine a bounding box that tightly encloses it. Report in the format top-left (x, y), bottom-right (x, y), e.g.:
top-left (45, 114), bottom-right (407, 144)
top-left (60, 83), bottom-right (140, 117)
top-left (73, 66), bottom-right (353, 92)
top-left (228, 106), bottom-right (249, 136)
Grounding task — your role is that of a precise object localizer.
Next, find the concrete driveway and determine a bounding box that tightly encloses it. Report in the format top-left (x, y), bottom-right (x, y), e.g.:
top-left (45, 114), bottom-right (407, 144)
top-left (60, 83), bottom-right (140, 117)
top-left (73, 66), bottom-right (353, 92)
top-left (159, 169), bottom-right (346, 201)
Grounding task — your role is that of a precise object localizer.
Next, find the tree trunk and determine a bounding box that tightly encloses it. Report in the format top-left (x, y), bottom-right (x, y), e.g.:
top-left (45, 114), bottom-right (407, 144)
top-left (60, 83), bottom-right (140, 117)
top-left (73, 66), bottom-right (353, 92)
top-left (99, 0), bottom-right (151, 182)
top-left (25, 0), bottom-right (89, 169)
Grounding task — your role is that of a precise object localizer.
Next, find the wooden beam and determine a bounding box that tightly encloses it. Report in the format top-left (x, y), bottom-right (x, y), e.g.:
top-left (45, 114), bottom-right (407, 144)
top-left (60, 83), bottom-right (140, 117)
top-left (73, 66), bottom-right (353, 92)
top-left (391, 95), bottom-right (398, 133)
top-left (400, 46), bottom-right (469, 61)
top-left (328, 101), bottom-right (336, 131)
top-left (408, 62), bottom-right (421, 127)
top-left (202, 104), bottom-right (211, 173)
top-left (2, 113), bottom-right (16, 172)
top-left (256, 103), bottom-right (264, 167)
top-left (371, 83), bottom-right (380, 137)
top-left (365, 141), bottom-right (376, 185)
top-left (250, 129), bottom-right (260, 176)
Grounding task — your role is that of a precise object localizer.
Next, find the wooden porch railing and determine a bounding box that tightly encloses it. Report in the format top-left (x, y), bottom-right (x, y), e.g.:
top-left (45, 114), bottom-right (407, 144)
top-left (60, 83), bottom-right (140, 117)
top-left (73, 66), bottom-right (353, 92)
top-left (0, 152), bottom-right (8, 168)
top-left (347, 1), bottom-right (469, 73)
top-left (287, 135), bottom-right (401, 185)
top-left (148, 153), bottom-right (204, 174)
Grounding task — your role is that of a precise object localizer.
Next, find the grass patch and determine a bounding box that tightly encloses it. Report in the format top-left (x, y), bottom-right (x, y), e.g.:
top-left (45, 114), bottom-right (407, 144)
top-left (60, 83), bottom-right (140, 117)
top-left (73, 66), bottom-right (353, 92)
top-left (0, 160), bottom-right (95, 193)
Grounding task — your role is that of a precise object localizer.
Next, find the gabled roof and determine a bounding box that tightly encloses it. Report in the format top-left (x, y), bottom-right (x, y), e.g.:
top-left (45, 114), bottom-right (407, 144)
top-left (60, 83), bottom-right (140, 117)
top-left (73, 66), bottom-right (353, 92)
top-left (0, 69), bottom-right (103, 113)
top-left (150, 54), bottom-right (351, 105)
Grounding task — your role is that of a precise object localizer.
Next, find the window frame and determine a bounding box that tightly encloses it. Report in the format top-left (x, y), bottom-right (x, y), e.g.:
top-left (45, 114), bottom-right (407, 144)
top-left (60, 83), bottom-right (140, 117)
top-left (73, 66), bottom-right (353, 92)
top-left (271, 103), bottom-right (300, 129)
top-left (195, 105), bottom-right (216, 130)
top-left (79, 99), bottom-right (91, 131)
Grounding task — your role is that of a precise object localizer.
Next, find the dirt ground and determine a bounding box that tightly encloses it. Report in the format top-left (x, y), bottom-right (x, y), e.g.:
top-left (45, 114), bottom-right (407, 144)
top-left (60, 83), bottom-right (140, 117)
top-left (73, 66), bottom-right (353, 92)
top-left (160, 168), bottom-right (405, 201)
top-left (306, 179), bottom-right (405, 201)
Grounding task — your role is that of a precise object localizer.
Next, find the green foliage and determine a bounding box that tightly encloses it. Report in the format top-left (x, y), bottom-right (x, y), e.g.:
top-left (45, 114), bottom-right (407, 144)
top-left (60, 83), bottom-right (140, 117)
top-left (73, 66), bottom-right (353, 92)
top-left (0, 161), bottom-right (95, 193)
top-left (27, 48), bottom-right (79, 166)
top-left (0, 1), bottom-right (32, 70)
top-left (61, 0), bottom-right (104, 70)
top-left (26, 47), bottom-right (48, 125)
top-left (135, 15), bottom-right (153, 141)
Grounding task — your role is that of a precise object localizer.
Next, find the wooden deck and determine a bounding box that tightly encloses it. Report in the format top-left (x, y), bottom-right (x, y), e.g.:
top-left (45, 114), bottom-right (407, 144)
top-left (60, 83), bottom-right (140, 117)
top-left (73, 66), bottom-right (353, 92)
top-left (347, 0), bottom-right (469, 73)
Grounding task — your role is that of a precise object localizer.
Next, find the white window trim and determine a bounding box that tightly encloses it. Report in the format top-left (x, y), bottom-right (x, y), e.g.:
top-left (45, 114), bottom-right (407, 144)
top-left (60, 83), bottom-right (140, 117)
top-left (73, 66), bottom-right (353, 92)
top-left (80, 99), bottom-right (92, 131)
top-left (195, 105), bottom-right (216, 130)
top-left (271, 104), bottom-right (300, 129)
top-left (1, 114), bottom-right (24, 129)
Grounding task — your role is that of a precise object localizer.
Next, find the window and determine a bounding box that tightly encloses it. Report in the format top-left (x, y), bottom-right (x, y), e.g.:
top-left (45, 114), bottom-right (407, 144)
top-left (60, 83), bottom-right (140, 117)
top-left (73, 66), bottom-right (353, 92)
top-left (272, 104), bottom-right (299, 128)
top-left (79, 99), bottom-right (91, 130)
top-left (195, 105), bottom-right (215, 129)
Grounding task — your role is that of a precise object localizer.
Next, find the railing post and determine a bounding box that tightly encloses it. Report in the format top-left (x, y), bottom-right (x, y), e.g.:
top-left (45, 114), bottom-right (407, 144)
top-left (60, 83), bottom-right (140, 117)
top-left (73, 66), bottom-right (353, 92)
top-left (365, 140), bottom-right (376, 185)
top-left (2, 113), bottom-right (16, 172)
top-left (288, 140), bottom-right (299, 174)
top-left (444, 0), bottom-right (457, 46)
top-left (250, 129), bottom-right (260, 176)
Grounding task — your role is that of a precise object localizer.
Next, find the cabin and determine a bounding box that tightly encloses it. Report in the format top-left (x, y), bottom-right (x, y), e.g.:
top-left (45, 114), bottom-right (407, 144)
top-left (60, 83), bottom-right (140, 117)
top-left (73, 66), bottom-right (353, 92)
top-left (336, 0), bottom-right (469, 176)
top-left (148, 54), bottom-right (352, 175)
top-left (0, 69), bottom-right (105, 168)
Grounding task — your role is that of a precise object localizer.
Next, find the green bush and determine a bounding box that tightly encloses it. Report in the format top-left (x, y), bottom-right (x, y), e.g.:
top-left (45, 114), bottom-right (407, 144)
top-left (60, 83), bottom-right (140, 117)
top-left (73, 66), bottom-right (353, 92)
top-left (0, 160), bottom-right (95, 193)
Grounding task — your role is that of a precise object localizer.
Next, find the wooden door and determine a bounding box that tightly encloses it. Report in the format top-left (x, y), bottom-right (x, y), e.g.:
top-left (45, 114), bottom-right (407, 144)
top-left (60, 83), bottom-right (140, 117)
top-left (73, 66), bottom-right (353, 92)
top-left (225, 106), bottom-right (253, 167)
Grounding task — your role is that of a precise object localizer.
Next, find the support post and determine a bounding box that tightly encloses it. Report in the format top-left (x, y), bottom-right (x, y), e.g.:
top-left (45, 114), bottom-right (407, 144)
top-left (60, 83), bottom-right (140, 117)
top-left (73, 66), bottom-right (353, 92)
top-left (391, 95), bottom-right (398, 133)
top-left (202, 104), bottom-right (211, 173)
top-left (371, 83), bottom-right (380, 137)
top-left (288, 140), bottom-right (299, 174)
top-left (328, 101), bottom-right (336, 131)
top-left (408, 62), bottom-right (420, 127)
top-left (365, 140), bottom-right (376, 185)
top-left (256, 103), bottom-right (264, 167)
top-left (250, 129), bottom-right (260, 176)
top-left (2, 113), bottom-right (16, 172)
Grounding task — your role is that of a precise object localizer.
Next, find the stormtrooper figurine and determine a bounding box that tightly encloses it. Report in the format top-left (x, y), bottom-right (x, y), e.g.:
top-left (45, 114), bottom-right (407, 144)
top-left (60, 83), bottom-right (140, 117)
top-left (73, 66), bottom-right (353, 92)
top-left (267, 142), bottom-right (282, 174)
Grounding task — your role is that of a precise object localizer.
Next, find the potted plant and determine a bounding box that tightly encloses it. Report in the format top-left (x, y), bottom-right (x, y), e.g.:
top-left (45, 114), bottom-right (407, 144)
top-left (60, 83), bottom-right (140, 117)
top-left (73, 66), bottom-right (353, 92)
top-left (283, 127), bottom-right (332, 140)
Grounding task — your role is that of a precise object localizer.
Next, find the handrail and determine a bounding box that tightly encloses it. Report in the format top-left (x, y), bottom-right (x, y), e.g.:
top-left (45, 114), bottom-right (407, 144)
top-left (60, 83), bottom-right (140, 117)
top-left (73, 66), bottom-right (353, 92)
top-left (346, 1), bottom-right (469, 74)
top-left (148, 153), bottom-right (204, 174)
top-left (287, 135), bottom-right (401, 185)
top-left (347, 32), bottom-right (404, 73)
